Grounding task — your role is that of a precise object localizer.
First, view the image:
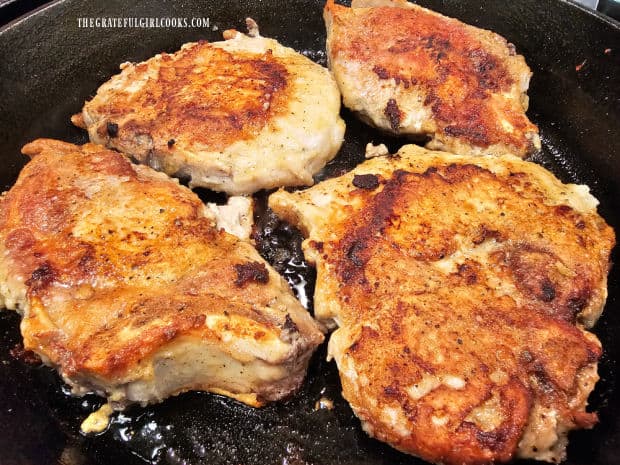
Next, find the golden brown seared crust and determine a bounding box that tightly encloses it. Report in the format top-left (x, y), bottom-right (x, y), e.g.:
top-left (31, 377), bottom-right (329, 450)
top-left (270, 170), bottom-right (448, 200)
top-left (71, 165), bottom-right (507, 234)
top-left (0, 139), bottom-right (323, 405)
top-left (89, 42), bottom-right (290, 153)
top-left (269, 144), bottom-right (614, 464)
top-left (75, 27), bottom-right (345, 195)
top-left (324, 0), bottom-right (540, 157)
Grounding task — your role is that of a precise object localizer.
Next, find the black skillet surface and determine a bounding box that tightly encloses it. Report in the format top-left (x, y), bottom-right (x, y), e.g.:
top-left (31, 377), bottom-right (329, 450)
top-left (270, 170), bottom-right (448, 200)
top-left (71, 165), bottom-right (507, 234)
top-left (0, 1), bottom-right (619, 464)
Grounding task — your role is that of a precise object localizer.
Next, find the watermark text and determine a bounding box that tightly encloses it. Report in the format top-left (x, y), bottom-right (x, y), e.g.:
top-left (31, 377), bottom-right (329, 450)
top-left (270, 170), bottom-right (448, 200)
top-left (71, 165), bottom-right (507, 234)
top-left (77, 17), bottom-right (211, 28)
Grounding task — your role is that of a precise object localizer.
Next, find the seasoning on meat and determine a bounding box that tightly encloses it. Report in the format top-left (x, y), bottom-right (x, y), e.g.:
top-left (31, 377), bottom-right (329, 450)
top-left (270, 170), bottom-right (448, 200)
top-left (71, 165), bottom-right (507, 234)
top-left (269, 143), bottom-right (614, 465)
top-left (234, 262), bottom-right (270, 287)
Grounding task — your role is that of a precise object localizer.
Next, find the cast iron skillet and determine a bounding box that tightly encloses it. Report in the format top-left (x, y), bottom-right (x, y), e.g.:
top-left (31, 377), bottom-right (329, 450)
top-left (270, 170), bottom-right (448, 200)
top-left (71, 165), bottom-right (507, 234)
top-left (0, 1), bottom-right (619, 464)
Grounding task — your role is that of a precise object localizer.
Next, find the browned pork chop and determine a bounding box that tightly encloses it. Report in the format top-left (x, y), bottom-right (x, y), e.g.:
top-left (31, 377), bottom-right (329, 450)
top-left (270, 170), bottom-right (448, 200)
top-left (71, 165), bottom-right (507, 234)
top-left (324, 0), bottom-right (540, 157)
top-left (73, 20), bottom-right (345, 195)
top-left (269, 144), bottom-right (614, 464)
top-left (0, 139), bottom-right (323, 413)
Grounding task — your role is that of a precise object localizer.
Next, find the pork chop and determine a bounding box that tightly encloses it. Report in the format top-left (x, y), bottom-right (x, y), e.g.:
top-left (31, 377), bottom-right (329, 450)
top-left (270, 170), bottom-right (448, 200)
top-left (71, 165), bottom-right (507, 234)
top-left (269, 144), bottom-right (614, 464)
top-left (72, 19), bottom-right (345, 195)
top-left (0, 139), bottom-right (324, 412)
top-left (324, 0), bottom-right (541, 157)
